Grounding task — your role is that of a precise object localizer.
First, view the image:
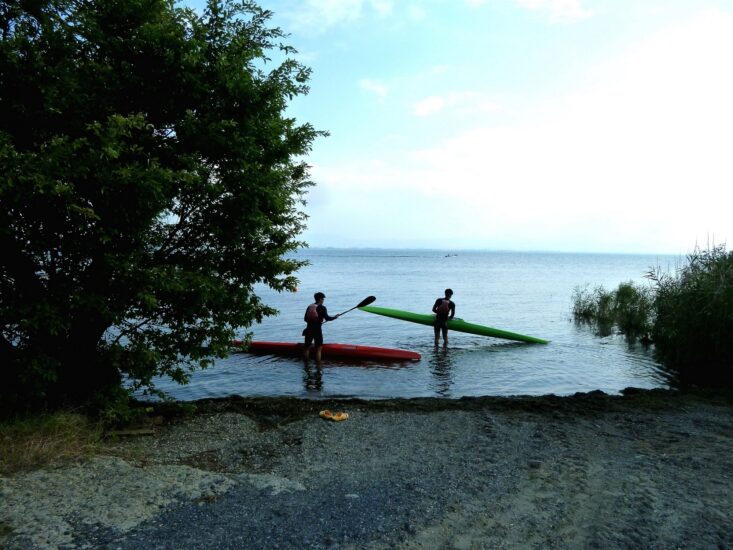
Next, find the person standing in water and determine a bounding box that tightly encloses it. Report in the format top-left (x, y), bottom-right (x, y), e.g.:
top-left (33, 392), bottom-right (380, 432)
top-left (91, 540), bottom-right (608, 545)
top-left (303, 292), bottom-right (339, 361)
top-left (432, 288), bottom-right (455, 347)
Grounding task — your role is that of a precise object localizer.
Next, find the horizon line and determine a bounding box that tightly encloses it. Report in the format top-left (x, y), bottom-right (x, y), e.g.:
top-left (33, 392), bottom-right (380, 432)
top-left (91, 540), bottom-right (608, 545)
top-left (295, 245), bottom-right (687, 257)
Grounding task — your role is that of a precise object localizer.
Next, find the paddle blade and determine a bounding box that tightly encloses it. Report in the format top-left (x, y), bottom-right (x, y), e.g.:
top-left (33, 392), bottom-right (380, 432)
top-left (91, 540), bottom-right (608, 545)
top-left (337, 296), bottom-right (377, 317)
top-left (356, 295), bottom-right (376, 308)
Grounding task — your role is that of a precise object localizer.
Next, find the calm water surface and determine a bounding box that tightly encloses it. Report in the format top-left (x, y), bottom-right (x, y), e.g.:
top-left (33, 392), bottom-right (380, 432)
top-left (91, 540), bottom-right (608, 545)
top-left (152, 249), bottom-right (679, 400)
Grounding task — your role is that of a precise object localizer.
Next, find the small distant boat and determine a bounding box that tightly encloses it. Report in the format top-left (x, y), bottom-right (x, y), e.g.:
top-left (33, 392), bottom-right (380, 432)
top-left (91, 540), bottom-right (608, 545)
top-left (445, 253), bottom-right (458, 257)
top-left (231, 340), bottom-right (421, 361)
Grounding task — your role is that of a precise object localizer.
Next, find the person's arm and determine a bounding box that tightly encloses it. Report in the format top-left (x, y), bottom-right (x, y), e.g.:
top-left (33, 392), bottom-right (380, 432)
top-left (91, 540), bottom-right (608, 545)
top-left (449, 301), bottom-right (455, 320)
top-left (319, 305), bottom-right (339, 322)
top-left (432, 299), bottom-right (441, 314)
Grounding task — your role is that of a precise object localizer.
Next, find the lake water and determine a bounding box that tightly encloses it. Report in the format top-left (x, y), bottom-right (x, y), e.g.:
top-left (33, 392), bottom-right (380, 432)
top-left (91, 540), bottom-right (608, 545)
top-left (152, 248), bottom-right (680, 400)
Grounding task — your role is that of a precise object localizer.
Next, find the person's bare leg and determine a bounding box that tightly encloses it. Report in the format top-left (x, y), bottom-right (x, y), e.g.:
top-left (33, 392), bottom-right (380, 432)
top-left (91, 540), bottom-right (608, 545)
top-left (434, 326), bottom-right (440, 346)
top-left (442, 327), bottom-right (448, 347)
top-left (315, 345), bottom-right (322, 362)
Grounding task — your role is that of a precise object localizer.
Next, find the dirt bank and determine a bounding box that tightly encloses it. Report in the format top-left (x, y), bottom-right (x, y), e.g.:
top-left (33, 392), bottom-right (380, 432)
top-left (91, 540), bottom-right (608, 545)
top-left (2, 388), bottom-right (732, 549)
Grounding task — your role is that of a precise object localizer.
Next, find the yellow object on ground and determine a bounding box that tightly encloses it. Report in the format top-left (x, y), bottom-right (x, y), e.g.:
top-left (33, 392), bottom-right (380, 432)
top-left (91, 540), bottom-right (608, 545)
top-left (319, 410), bottom-right (349, 421)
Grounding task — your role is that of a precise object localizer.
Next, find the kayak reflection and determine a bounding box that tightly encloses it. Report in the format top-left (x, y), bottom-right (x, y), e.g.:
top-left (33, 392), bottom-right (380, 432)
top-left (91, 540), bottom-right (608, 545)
top-left (428, 347), bottom-right (455, 397)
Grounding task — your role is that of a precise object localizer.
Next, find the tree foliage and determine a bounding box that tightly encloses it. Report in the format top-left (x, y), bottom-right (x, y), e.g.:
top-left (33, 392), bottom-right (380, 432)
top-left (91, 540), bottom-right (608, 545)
top-left (0, 0), bottom-right (323, 414)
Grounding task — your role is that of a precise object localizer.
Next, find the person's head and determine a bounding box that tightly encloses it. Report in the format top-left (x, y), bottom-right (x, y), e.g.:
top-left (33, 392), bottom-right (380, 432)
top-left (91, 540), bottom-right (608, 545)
top-left (314, 292), bottom-right (326, 303)
top-left (444, 288), bottom-right (453, 298)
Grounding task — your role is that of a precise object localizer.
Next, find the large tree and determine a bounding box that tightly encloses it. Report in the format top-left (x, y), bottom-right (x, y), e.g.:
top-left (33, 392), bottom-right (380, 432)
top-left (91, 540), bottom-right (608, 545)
top-left (0, 0), bottom-right (322, 413)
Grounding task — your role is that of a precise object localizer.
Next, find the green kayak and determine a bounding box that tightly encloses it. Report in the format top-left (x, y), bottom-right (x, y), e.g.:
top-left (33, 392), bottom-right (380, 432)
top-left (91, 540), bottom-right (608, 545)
top-left (359, 305), bottom-right (549, 344)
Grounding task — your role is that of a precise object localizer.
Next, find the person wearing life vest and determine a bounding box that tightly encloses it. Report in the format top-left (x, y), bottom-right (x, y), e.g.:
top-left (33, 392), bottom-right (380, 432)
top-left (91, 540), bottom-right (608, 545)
top-left (432, 288), bottom-right (455, 347)
top-left (303, 291), bottom-right (340, 361)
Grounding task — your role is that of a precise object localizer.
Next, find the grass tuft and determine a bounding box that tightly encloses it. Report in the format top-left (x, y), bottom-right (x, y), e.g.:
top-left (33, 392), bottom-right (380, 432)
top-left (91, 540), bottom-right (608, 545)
top-left (0, 412), bottom-right (104, 475)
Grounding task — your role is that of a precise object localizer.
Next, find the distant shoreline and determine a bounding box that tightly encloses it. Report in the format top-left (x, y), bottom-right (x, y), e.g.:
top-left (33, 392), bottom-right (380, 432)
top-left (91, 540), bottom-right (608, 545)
top-left (294, 246), bottom-right (683, 257)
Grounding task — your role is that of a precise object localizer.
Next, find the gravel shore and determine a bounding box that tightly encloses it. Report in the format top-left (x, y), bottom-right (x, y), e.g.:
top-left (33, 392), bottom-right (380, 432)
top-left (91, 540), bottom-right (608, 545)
top-left (2, 388), bottom-right (732, 549)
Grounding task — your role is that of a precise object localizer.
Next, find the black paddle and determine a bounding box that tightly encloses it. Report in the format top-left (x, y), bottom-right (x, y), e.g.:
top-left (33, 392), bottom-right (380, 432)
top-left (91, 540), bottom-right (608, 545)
top-left (337, 295), bottom-right (376, 317)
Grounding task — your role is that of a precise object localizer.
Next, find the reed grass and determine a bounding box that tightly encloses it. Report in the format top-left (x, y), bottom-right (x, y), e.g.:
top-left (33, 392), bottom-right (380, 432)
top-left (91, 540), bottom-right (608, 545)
top-left (572, 282), bottom-right (653, 341)
top-left (649, 245), bottom-right (733, 380)
top-left (572, 244), bottom-right (733, 382)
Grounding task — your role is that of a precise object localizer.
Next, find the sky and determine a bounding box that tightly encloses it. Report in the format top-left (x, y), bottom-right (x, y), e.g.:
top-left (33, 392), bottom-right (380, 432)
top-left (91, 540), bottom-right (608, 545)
top-left (185, 0), bottom-right (733, 254)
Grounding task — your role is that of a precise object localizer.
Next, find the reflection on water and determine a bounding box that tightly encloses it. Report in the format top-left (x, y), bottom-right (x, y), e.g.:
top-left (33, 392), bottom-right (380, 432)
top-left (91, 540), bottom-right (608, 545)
top-left (428, 347), bottom-right (455, 397)
top-left (302, 361), bottom-right (323, 393)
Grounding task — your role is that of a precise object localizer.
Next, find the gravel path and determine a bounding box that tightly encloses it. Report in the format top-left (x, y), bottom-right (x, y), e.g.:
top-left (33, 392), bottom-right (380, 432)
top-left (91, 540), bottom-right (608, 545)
top-left (1, 389), bottom-right (732, 549)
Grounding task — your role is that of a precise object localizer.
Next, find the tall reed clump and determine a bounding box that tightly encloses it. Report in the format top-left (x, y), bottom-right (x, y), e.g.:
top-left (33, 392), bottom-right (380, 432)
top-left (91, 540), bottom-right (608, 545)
top-left (572, 244), bottom-right (733, 383)
top-left (571, 282), bottom-right (654, 341)
top-left (649, 245), bottom-right (733, 381)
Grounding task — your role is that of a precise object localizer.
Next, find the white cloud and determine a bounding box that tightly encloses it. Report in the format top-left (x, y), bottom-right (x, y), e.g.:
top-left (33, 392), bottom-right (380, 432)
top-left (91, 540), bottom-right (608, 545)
top-left (408, 4), bottom-right (427, 20)
top-left (413, 92), bottom-right (501, 117)
top-left (515, 0), bottom-right (593, 23)
top-left (360, 78), bottom-right (389, 99)
top-left (414, 96), bottom-right (446, 117)
top-left (371, 0), bottom-right (393, 17)
top-left (282, 0), bottom-right (394, 34)
top-left (412, 10), bottom-right (733, 249)
top-left (310, 9), bottom-right (733, 252)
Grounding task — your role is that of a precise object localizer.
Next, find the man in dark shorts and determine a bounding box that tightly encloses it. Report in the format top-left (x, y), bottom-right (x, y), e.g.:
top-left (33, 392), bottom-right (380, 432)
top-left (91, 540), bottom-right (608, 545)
top-left (432, 288), bottom-right (455, 347)
top-left (303, 292), bottom-right (339, 361)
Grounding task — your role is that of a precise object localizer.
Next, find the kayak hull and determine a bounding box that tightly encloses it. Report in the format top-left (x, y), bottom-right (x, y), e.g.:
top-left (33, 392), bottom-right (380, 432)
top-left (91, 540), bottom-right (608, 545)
top-left (232, 340), bottom-right (421, 361)
top-left (358, 306), bottom-right (549, 344)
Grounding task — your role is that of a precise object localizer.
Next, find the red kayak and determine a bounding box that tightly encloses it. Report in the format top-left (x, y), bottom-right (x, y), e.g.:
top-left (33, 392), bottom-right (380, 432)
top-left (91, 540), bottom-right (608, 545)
top-left (232, 340), bottom-right (421, 361)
